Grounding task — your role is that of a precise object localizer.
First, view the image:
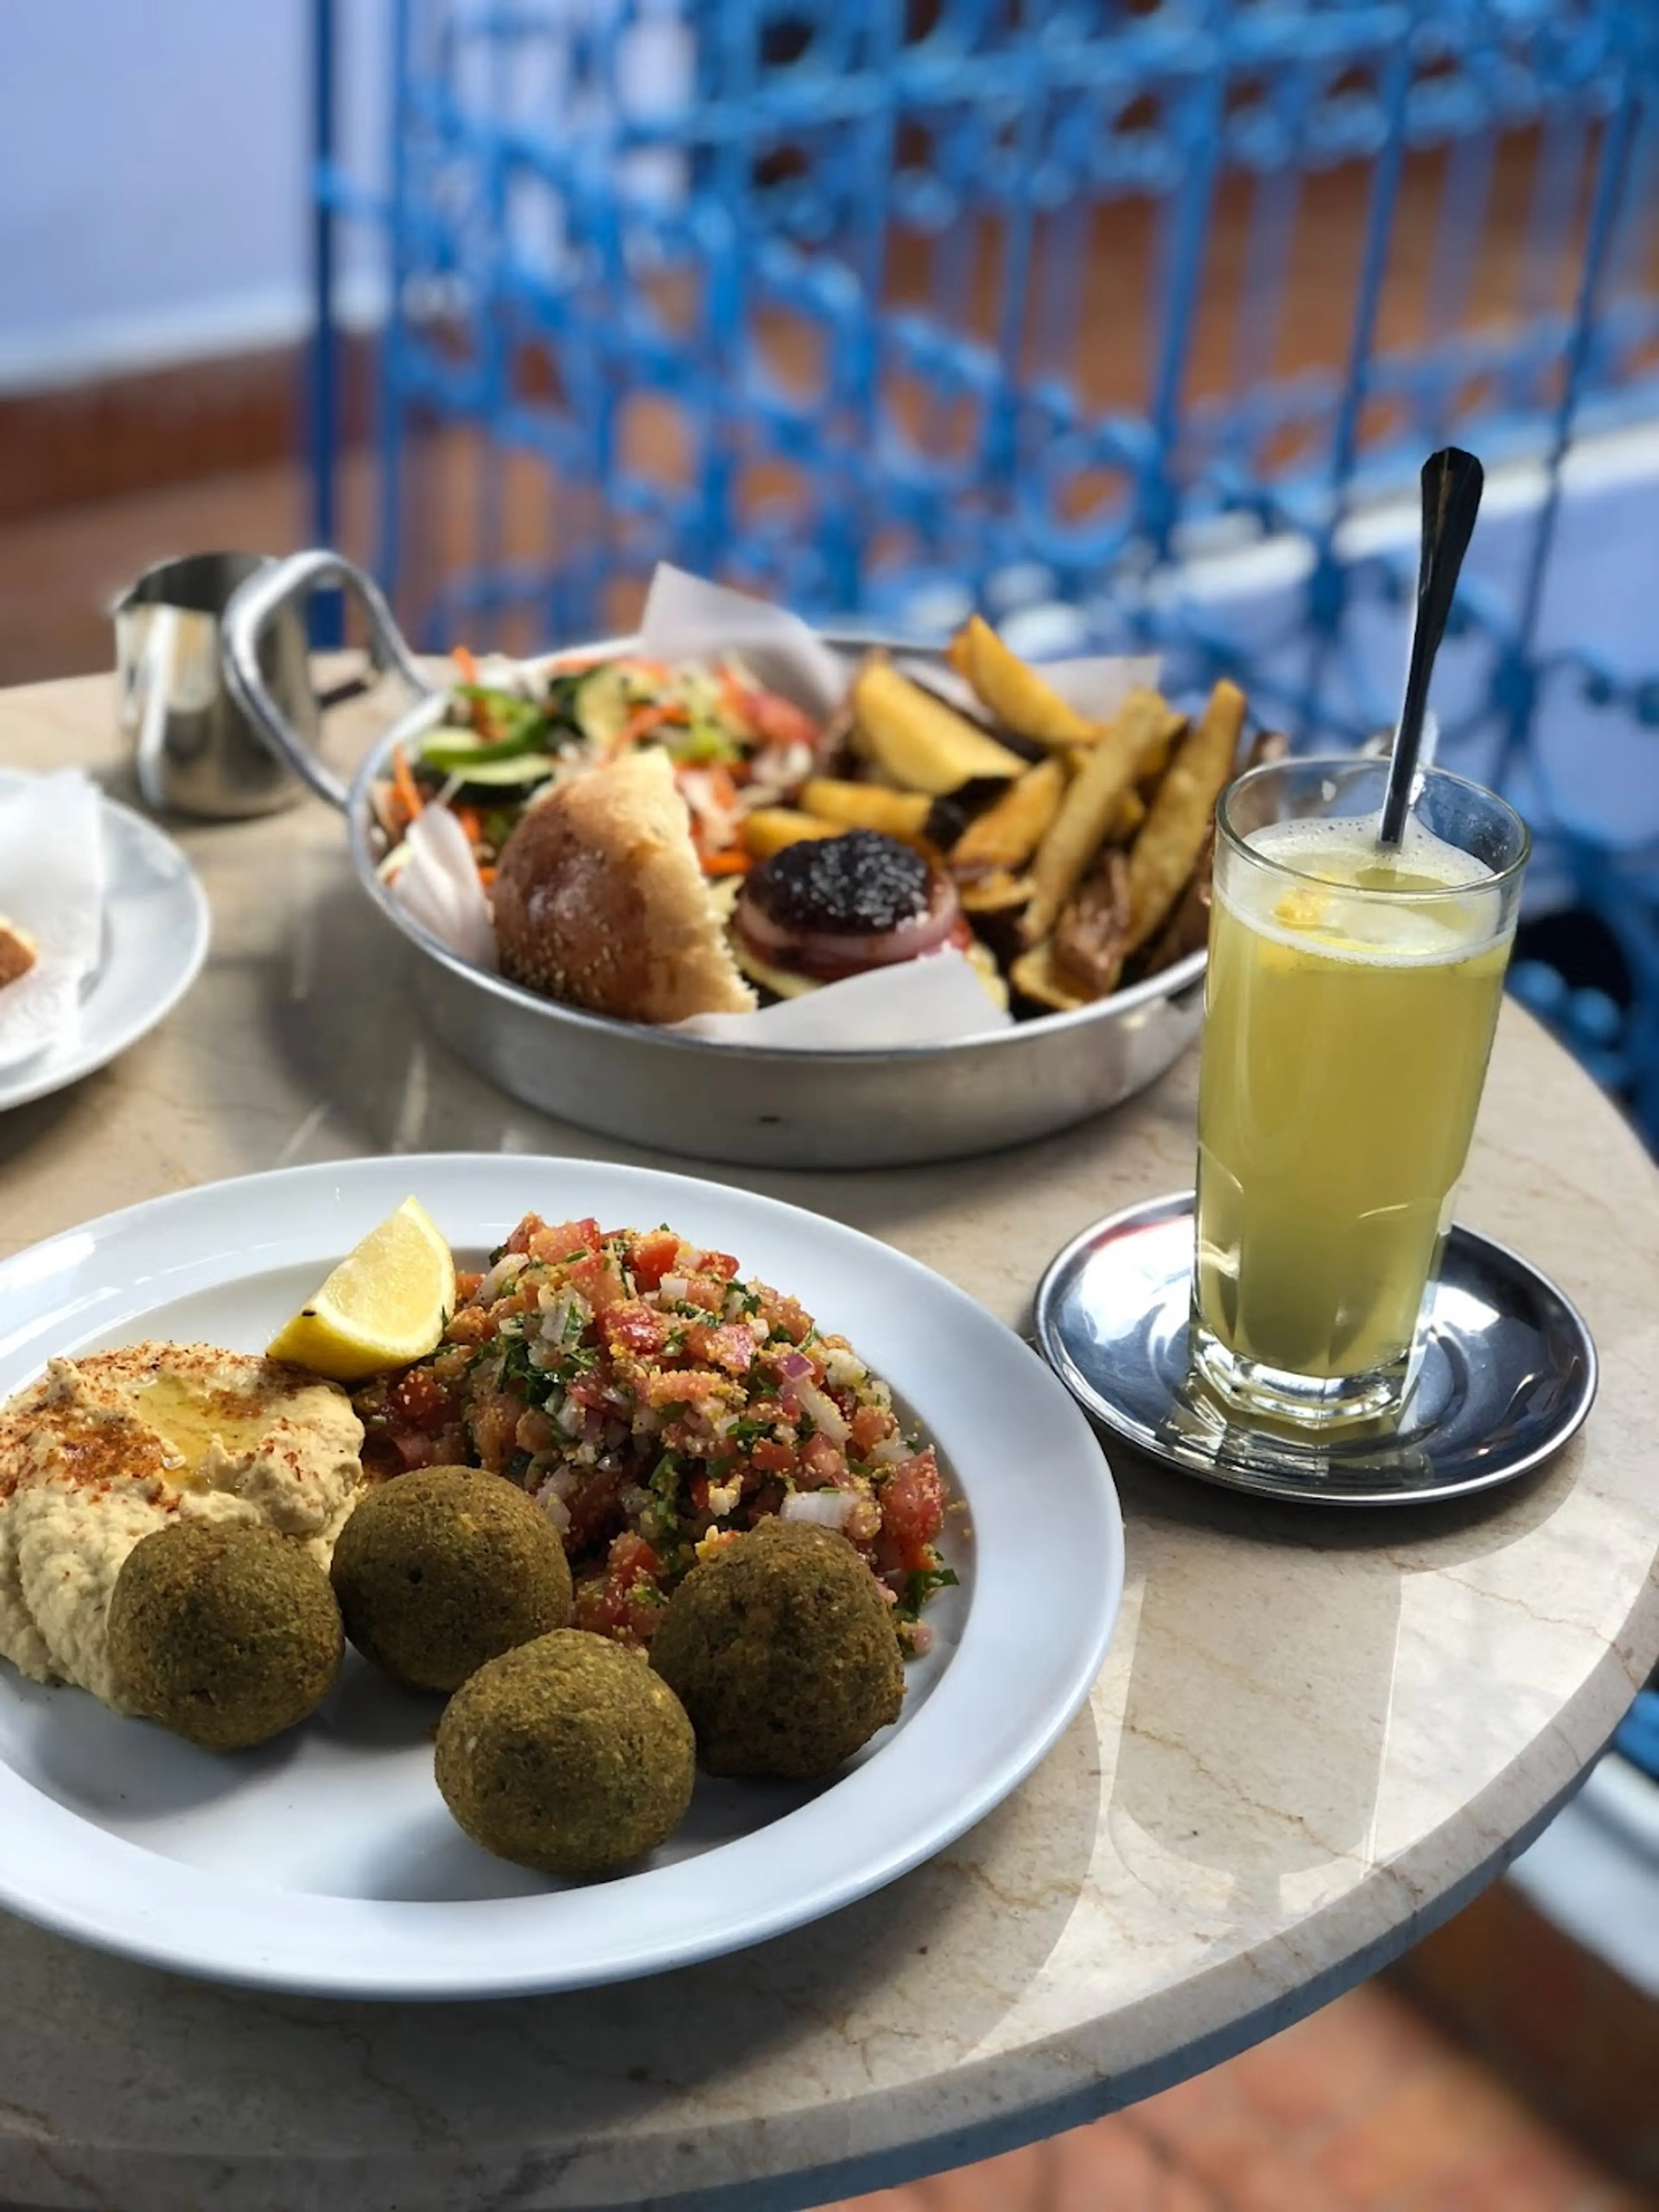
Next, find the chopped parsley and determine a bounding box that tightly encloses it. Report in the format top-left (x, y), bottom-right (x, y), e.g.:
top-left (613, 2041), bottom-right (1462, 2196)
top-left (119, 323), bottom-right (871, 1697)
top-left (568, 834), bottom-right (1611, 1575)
top-left (898, 1565), bottom-right (959, 1620)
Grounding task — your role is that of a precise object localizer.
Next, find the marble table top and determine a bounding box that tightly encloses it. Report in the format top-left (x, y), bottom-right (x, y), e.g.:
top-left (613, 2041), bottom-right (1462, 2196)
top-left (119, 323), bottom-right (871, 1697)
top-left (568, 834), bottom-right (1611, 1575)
top-left (0, 673), bottom-right (1656, 2212)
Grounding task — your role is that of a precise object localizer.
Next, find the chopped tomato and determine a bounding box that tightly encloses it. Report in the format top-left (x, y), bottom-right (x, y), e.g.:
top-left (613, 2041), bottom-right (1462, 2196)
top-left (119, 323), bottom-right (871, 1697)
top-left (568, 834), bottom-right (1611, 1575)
top-left (758, 1288), bottom-right (813, 1343)
top-left (630, 1230), bottom-right (684, 1291)
top-left (565, 1466), bottom-right (626, 1554)
top-left (799, 1433), bottom-right (846, 1488)
top-left (574, 1531), bottom-right (665, 1646)
top-left (644, 1366), bottom-right (732, 1410)
top-left (567, 1248), bottom-right (628, 1312)
top-left (388, 1366), bottom-right (459, 1434)
top-left (849, 1403), bottom-right (896, 1453)
top-left (524, 1216), bottom-right (602, 1263)
top-left (699, 1321), bottom-right (757, 1376)
top-left (606, 1300), bottom-right (671, 1359)
top-left (748, 687), bottom-right (820, 752)
top-left (442, 1303), bottom-right (494, 1348)
top-left (469, 1391), bottom-right (524, 1470)
top-left (881, 1448), bottom-right (945, 1566)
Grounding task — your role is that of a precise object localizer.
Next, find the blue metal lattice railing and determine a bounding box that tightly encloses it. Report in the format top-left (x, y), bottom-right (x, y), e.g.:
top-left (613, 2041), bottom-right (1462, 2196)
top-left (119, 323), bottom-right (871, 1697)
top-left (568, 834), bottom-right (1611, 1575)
top-left (310, 0), bottom-right (1659, 1133)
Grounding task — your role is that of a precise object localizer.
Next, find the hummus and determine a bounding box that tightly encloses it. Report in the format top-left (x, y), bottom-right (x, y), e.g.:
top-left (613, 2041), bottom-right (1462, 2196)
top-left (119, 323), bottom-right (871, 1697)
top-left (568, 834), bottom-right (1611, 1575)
top-left (0, 1342), bottom-right (367, 1708)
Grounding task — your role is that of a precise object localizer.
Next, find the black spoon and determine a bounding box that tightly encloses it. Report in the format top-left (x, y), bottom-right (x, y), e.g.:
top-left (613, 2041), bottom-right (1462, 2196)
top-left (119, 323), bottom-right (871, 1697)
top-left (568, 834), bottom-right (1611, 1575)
top-left (1378, 446), bottom-right (1485, 848)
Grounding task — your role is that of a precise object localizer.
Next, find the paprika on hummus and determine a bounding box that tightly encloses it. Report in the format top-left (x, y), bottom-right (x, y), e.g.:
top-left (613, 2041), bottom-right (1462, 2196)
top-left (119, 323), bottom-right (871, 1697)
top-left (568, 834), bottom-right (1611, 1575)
top-left (0, 1343), bottom-right (366, 1709)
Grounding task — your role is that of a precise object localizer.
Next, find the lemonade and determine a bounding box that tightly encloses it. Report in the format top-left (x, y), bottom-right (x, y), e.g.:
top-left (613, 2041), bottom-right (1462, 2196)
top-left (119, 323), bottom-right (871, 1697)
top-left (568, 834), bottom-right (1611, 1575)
top-left (1193, 787), bottom-right (1522, 1416)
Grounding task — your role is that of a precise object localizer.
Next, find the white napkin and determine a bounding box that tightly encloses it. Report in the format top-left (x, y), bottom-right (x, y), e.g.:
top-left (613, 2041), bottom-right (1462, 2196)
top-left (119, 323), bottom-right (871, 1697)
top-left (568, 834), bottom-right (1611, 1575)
top-left (394, 562), bottom-right (1157, 1051)
top-left (0, 770), bottom-right (106, 1071)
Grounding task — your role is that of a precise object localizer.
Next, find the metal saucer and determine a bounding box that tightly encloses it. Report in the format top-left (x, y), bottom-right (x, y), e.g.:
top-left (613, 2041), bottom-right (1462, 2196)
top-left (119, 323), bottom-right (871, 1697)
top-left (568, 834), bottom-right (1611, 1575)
top-left (1033, 1192), bottom-right (1598, 1507)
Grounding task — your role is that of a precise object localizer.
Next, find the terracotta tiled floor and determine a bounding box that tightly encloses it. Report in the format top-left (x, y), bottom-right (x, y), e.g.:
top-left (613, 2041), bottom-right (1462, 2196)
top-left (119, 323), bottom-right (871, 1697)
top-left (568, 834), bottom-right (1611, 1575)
top-left (825, 1982), bottom-right (1654, 2212)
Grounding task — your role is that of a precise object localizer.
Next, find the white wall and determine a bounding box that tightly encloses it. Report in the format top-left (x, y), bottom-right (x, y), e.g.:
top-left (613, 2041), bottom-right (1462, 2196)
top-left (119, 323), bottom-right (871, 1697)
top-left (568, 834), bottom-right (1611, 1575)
top-left (0, 0), bottom-right (387, 393)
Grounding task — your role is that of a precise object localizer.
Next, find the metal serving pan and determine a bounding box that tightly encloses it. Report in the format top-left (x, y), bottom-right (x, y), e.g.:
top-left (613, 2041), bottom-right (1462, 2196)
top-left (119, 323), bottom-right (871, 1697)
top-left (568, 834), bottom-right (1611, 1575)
top-left (224, 551), bottom-right (1205, 1171)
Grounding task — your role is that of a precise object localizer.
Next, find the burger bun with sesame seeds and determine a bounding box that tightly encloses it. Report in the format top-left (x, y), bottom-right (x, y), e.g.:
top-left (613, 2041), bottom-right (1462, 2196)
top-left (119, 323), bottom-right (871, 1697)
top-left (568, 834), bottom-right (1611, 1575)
top-left (492, 748), bottom-right (757, 1024)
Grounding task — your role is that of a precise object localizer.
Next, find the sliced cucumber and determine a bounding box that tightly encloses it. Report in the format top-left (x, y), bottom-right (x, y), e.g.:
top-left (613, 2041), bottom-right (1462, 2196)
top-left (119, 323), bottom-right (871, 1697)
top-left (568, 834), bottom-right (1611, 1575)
top-left (436, 752), bottom-right (564, 788)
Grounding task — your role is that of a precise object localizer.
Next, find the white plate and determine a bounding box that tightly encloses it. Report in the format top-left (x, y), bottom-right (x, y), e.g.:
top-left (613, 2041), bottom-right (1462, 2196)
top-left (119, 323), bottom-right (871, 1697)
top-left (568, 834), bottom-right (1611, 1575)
top-left (0, 768), bottom-right (210, 1112)
top-left (0, 1154), bottom-right (1122, 2000)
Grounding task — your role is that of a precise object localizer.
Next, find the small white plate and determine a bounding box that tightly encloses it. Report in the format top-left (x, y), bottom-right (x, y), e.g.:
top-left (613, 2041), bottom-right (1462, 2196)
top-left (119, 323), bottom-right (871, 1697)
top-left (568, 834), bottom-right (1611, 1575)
top-left (0, 768), bottom-right (210, 1112)
top-left (0, 1154), bottom-right (1123, 2000)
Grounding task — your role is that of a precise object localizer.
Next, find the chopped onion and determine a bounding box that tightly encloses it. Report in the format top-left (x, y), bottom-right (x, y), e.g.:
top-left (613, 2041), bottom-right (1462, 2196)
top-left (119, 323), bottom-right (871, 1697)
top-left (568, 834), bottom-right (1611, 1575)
top-left (476, 1250), bottom-right (527, 1304)
top-left (661, 1274), bottom-right (690, 1303)
top-left (781, 1490), bottom-right (856, 1532)
top-left (535, 1488), bottom-right (572, 1534)
top-left (793, 1376), bottom-right (850, 1445)
top-left (777, 1349), bottom-right (814, 1381)
top-left (540, 1291), bottom-right (584, 1344)
top-left (870, 1436), bottom-right (910, 1467)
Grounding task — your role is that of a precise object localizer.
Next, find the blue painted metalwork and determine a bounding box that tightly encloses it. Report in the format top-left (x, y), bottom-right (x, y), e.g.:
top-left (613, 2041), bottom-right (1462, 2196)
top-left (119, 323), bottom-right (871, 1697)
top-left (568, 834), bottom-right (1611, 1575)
top-left (311, 0), bottom-right (1659, 1137)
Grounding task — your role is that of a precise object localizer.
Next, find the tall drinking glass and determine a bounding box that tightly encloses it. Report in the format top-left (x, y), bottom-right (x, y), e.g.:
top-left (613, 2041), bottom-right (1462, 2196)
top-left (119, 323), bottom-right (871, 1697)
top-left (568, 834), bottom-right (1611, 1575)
top-left (1191, 757), bottom-right (1530, 1426)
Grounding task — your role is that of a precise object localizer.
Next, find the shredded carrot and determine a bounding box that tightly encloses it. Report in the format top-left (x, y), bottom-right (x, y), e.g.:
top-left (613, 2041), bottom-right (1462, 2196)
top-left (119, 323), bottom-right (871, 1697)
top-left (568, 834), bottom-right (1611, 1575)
top-left (454, 805), bottom-right (483, 846)
top-left (718, 666), bottom-right (753, 728)
top-left (616, 700), bottom-right (689, 751)
top-left (703, 848), bottom-right (751, 876)
top-left (453, 643), bottom-right (480, 685)
top-left (391, 744), bottom-right (425, 822)
top-left (477, 865), bottom-right (496, 887)
top-left (706, 763), bottom-right (740, 814)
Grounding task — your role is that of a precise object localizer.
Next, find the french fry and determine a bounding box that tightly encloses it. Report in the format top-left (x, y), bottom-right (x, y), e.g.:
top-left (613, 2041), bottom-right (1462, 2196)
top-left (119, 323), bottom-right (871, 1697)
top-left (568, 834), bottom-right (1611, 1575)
top-left (1053, 850), bottom-right (1130, 999)
top-left (852, 656), bottom-right (1027, 794)
top-left (741, 808), bottom-right (842, 860)
top-left (949, 614), bottom-right (1097, 748)
top-left (1124, 679), bottom-right (1248, 954)
top-left (1023, 688), bottom-right (1184, 946)
top-left (964, 938), bottom-right (1012, 1013)
top-left (950, 756), bottom-right (1067, 871)
top-left (959, 868), bottom-right (1035, 914)
top-left (1105, 789), bottom-right (1146, 844)
top-left (1138, 826), bottom-right (1214, 974)
top-left (801, 778), bottom-right (934, 842)
top-left (1135, 721), bottom-right (1181, 793)
top-left (1009, 939), bottom-right (1091, 1015)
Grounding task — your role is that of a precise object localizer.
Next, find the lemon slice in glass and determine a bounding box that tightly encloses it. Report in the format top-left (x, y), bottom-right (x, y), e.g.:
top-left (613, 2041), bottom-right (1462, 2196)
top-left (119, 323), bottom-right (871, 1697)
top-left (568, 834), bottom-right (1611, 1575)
top-left (266, 1197), bottom-right (456, 1382)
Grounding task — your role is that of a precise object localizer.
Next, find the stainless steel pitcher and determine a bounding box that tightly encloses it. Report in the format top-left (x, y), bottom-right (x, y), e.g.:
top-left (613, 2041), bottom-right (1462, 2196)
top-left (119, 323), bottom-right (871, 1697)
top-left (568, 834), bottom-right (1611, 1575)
top-left (114, 551), bottom-right (317, 819)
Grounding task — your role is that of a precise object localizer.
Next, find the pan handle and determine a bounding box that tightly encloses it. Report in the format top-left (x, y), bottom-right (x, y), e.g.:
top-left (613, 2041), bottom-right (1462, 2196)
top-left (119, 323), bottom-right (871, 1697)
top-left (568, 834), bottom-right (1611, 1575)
top-left (222, 550), bottom-right (436, 811)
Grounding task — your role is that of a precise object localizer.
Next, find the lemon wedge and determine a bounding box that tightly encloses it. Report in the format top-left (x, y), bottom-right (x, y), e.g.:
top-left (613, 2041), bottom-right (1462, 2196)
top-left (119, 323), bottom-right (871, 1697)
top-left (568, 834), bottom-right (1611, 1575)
top-left (266, 1197), bottom-right (455, 1382)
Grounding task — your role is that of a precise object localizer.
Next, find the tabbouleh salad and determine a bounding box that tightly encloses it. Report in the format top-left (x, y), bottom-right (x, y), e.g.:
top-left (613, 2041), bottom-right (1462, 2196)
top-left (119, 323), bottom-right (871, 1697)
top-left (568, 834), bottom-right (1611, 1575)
top-left (353, 1213), bottom-right (957, 1654)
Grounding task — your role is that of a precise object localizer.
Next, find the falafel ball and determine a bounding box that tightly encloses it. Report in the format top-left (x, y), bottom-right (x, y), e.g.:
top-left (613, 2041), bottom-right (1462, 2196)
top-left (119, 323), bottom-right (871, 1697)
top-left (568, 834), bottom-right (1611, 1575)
top-left (107, 1521), bottom-right (343, 1751)
top-left (436, 1629), bottom-right (695, 1877)
top-left (649, 1520), bottom-right (904, 1779)
top-left (330, 1466), bottom-right (573, 1694)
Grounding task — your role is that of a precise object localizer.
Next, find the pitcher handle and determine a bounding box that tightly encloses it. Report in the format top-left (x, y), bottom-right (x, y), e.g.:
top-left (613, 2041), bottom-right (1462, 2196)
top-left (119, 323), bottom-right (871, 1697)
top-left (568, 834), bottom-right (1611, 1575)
top-left (222, 550), bottom-right (436, 811)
